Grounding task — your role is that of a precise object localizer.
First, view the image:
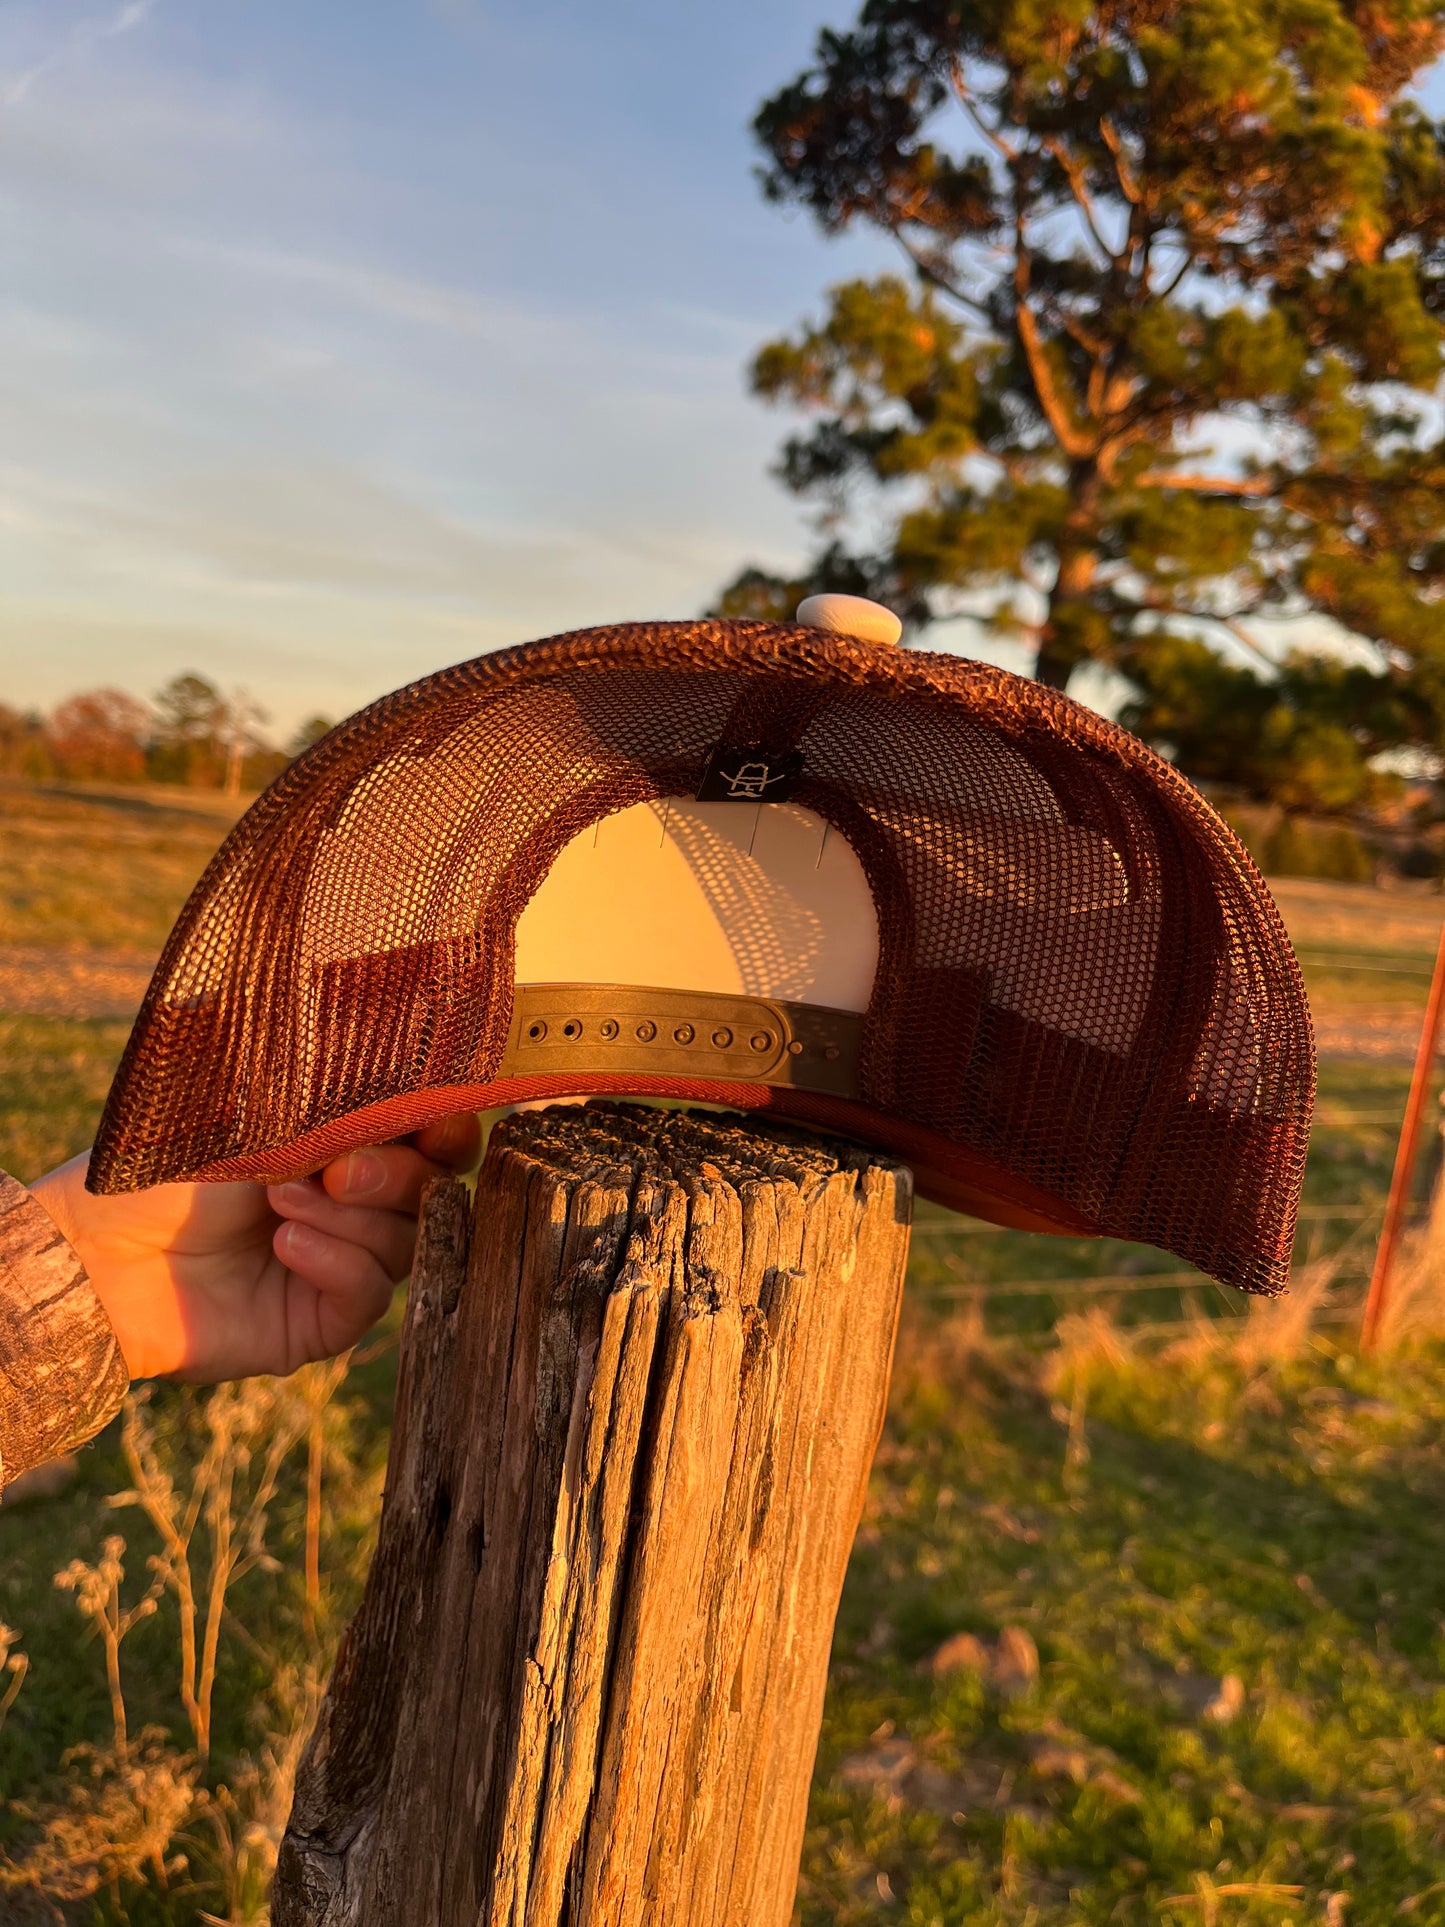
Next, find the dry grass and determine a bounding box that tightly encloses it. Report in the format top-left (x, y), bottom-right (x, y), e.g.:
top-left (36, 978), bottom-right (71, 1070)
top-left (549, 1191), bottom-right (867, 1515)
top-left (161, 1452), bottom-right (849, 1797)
top-left (0, 1364), bottom-right (354, 1924)
top-left (5, 779), bottom-right (1445, 1921)
top-left (0, 1622), bottom-right (29, 1739)
top-left (809, 1283), bottom-right (1445, 1926)
top-left (7, 1236), bottom-right (1444, 1923)
top-left (1368, 1218), bottom-right (1445, 1352)
top-left (0, 781), bottom-right (239, 955)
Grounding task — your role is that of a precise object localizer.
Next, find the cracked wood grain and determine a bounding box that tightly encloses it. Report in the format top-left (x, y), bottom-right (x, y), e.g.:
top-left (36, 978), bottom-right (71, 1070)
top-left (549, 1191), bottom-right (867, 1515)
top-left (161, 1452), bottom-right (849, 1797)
top-left (273, 1101), bottom-right (911, 1927)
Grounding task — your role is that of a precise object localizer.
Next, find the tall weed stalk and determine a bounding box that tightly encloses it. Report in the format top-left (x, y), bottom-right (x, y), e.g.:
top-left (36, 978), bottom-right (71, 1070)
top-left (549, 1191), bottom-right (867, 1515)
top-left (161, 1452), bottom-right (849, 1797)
top-left (1, 1359), bottom-right (353, 1924)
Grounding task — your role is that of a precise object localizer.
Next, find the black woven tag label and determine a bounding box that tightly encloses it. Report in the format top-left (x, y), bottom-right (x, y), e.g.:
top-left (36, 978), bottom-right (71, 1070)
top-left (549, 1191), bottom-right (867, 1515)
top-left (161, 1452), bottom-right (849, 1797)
top-left (695, 746), bottom-right (803, 803)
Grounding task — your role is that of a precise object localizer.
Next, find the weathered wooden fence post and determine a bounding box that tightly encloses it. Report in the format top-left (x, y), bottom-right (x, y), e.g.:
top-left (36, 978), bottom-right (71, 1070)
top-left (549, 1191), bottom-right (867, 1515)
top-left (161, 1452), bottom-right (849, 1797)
top-left (272, 1100), bottom-right (912, 1927)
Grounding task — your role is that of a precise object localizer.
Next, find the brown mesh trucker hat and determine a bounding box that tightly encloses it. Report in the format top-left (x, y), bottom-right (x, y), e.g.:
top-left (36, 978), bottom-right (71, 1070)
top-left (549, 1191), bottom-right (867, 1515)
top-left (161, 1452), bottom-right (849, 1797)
top-left (89, 611), bottom-right (1314, 1295)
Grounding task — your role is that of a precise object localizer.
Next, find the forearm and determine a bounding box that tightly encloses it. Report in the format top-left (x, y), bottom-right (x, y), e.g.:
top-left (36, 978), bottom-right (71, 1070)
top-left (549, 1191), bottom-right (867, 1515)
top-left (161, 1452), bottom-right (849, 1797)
top-left (0, 1172), bottom-right (128, 1489)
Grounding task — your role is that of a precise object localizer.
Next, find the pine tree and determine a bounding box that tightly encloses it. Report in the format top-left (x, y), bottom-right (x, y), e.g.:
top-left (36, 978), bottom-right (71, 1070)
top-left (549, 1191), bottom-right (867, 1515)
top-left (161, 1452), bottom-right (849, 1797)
top-left (721, 0), bottom-right (1445, 771)
top-left (148, 673), bottom-right (228, 787)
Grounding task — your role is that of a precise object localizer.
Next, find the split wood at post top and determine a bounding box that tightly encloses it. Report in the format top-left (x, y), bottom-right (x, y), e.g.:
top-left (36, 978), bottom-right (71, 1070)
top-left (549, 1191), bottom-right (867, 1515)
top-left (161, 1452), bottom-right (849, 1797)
top-left (273, 1100), bottom-right (914, 1927)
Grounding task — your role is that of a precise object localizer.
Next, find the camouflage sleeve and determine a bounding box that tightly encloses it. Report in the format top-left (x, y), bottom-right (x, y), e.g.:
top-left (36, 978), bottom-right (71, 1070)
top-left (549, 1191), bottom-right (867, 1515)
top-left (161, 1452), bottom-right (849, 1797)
top-left (0, 1171), bottom-right (128, 1488)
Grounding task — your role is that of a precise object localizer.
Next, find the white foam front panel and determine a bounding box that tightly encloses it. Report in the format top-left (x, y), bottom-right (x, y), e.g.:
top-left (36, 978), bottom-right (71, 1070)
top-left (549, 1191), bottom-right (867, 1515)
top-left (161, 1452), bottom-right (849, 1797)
top-left (513, 799), bottom-right (880, 1011)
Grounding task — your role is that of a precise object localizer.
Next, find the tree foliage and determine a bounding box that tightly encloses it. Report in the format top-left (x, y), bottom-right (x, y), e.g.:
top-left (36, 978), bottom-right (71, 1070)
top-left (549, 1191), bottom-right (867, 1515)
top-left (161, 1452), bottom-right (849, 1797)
top-left (148, 674), bottom-right (229, 787)
top-left (1, 676), bottom-right (316, 793)
top-left (287, 715), bottom-right (336, 760)
top-left (47, 690), bottom-right (151, 784)
top-left (1121, 637), bottom-right (1430, 810)
top-left (722, 0), bottom-right (1445, 800)
top-left (0, 703), bottom-right (50, 781)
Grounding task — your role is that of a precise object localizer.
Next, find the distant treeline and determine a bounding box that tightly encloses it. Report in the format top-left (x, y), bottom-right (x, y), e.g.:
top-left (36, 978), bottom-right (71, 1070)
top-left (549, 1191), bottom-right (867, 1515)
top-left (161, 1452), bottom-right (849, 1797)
top-left (0, 674), bottom-right (332, 794)
top-left (5, 667), bottom-right (1439, 885)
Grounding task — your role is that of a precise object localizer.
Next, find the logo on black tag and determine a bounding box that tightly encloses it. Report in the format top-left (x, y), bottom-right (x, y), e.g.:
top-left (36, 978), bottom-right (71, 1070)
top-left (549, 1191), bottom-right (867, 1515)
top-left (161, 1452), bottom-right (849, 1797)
top-left (695, 746), bottom-right (803, 804)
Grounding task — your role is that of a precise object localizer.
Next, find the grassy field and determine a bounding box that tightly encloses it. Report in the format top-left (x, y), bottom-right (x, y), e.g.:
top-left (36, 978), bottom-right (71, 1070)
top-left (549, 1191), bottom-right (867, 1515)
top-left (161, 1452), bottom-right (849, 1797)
top-left (2, 780), bottom-right (1444, 1924)
top-left (0, 780), bottom-right (242, 956)
top-left (0, 781), bottom-right (246, 1183)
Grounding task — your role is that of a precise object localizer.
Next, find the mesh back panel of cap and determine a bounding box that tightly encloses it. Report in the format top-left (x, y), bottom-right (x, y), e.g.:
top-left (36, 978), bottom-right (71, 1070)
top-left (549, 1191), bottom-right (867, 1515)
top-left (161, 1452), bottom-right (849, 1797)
top-left (89, 621), bottom-right (1314, 1295)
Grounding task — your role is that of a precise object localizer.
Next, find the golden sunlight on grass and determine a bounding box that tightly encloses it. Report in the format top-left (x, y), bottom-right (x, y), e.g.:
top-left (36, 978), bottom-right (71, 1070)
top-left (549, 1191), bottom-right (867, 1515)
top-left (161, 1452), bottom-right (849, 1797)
top-left (3, 782), bottom-right (1444, 1923)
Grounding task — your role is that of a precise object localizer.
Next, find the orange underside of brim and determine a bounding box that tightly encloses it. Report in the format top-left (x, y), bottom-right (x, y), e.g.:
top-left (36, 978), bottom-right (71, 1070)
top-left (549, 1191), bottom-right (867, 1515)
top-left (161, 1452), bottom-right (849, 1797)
top-left (189, 1072), bottom-right (1101, 1240)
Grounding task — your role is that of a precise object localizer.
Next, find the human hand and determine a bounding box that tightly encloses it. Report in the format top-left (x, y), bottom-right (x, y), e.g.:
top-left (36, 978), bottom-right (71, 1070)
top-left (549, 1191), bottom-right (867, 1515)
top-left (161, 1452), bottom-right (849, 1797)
top-left (28, 1115), bottom-right (481, 1383)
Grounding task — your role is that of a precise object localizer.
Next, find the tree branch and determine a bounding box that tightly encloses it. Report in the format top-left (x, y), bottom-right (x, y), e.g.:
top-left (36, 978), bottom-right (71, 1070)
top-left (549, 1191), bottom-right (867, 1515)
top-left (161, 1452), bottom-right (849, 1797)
top-left (1134, 471), bottom-right (1275, 496)
top-left (1013, 196), bottom-right (1094, 459)
top-left (1043, 136), bottom-right (1122, 265)
top-left (1017, 303), bottom-right (1092, 456)
top-left (1057, 305), bottom-right (1112, 363)
top-left (891, 231), bottom-right (997, 327)
top-left (1218, 614), bottom-right (1278, 668)
top-left (1137, 595), bottom-right (1279, 669)
top-left (1129, 203), bottom-right (1152, 288)
top-left (949, 62), bottom-right (1019, 160)
top-left (1099, 117), bottom-right (1142, 206)
top-left (1151, 248), bottom-right (1194, 301)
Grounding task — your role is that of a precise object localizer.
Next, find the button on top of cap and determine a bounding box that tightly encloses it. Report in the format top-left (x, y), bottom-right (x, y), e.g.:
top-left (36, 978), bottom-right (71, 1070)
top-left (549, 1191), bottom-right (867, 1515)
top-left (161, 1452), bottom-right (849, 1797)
top-left (795, 592), bottom-right (903, 647)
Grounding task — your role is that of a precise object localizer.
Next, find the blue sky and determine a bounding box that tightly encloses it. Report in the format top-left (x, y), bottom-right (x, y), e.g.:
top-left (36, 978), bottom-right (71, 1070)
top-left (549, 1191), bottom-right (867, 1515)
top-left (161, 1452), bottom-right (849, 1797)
top-left (8, 5), bottom-right (1439, 739)
top-left (0, 0), bottom-right (908, 735)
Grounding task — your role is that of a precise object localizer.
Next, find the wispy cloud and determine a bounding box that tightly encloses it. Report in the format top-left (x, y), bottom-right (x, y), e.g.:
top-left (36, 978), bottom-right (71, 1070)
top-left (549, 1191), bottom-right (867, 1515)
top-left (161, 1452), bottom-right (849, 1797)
top-left (172, 238), bottom-right (505, 340)
top-left (0, 0), bottom-right (842, 730)
top-left (4, 0), bottom-right (161, 109)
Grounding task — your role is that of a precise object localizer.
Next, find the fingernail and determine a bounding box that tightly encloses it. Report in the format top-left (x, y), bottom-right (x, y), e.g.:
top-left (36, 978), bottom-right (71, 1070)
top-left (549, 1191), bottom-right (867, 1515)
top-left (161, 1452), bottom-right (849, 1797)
top-left (274, 1180), bottom-right (317, 1210)
top-left (435, 1114), bottom-right (478, 1158)
top-left (278, 1218), bottom-right (322, 1260)
top-left (341, 1150), bottom-right (387, 1198)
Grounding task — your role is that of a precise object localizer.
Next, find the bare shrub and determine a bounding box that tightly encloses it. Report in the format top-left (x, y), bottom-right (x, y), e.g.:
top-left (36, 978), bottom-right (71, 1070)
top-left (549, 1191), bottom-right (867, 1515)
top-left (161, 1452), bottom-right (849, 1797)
top-left (46, 688), bottom-right (151, 785)
top-left (114, 1370), bottom-right (336, 1762)
top-left (7, 1730), bottom-right (200, 1911)
top-left (0, 1621), bottom-right (28, 1737)
top-left (193, 1663), bottom-right (325, 1926)
top-left (54, 1535), bottom-right (161, 1761)
top-left (3, 1359), bottom-right (353, 1921)
top-left (2, 1537), bottom-right (195, 1915)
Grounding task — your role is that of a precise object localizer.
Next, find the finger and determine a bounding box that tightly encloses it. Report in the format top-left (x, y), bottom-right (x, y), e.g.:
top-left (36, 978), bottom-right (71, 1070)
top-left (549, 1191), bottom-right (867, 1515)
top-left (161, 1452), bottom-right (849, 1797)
top-left (314, 1144), bottom-right (450, 1215)
top-left (315, 1112), bottom-right (479, 1211)
top-left (409, 1112), bottom-right (481, 1171)
top-left (269, 1182), bottom-right (420, 1281)
top-left (275, 1221), bottom-right (397, 1348)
